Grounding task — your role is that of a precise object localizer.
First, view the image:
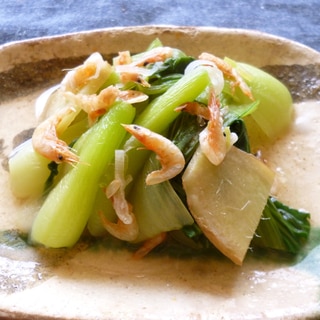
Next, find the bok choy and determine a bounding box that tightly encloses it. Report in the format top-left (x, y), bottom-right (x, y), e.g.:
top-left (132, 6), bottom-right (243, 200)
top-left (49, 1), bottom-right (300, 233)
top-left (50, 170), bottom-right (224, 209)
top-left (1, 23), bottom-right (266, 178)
top-left (8, 39), bottom-right (310, 265)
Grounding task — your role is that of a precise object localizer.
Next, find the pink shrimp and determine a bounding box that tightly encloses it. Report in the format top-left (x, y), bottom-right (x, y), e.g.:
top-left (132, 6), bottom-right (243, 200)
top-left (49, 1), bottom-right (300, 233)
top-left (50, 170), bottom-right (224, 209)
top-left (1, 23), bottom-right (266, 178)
top-left (175, 102), bottom-right (211, 121)
top-left (61, 52), bottom-right (112, 94)
top-left (113, 50), bottom-right (132, 66)
top-left (65, 86), bottom-right (148, 125)
top-left (99, 206), bottom-right (138, 242)
top-left (65, 86), bottom-right (119, 125)
top-left (133, 233), bottom-right (167, 259)
top-left (99, 150), bottom-right (139, 242)
top-left (32, 106), bottom-right (80, 165)
top-left (122, 124), bottom-right (185, 185)
top-left (199, 88), bottom-right (236, 165)
top-left (114, 47), bottom-right (174, 86)
top-left (199, 52), bottom-right (254, 100)
top-left (132, 46), bottom-right (174, 67)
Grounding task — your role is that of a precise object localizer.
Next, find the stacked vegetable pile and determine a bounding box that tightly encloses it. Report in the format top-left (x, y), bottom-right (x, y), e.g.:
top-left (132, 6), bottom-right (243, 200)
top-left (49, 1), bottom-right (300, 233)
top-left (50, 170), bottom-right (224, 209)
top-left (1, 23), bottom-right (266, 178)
top-left (8, 40), bottom-right (310, 265)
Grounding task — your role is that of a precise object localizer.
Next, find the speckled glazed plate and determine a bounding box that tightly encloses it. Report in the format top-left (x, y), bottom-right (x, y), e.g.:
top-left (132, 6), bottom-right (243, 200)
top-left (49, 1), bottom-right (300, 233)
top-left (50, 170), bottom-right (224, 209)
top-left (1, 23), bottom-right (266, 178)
top-left (0, 26), bottom-right (320, 320)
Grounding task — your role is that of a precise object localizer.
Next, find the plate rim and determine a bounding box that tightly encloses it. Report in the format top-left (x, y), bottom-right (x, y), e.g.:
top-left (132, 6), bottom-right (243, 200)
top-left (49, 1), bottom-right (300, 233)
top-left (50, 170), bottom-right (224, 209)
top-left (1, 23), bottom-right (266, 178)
top-left (1, 24), bottom-right (320, 320)
top-left (1, 25), bottom-right (320, 72)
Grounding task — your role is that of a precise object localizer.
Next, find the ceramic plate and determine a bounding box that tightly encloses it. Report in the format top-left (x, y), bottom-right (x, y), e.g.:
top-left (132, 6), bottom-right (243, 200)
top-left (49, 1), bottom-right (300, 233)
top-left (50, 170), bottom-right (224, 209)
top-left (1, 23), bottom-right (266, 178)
top-left (0, 26), bottom-right (320, 319)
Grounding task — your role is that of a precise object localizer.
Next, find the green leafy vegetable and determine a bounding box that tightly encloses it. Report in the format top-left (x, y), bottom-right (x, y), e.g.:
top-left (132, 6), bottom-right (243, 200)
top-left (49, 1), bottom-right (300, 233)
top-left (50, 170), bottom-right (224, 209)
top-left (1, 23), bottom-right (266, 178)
top-left (174, 196), bottom-right (311, 258)
top-left (252, 197), bottom-right (311, 254)
top-left (124, 67), bottom-right (210, 183)
top-left (30, 101), bottom-right (135, 248)
top-left (225, 58), bottom-right (293, 142)
top-left (7, 41), bottom-right (311, 264)
top-left (129, 154), bottom-right (194, 242)
top-left (8, 139), bottom-right (51, 199)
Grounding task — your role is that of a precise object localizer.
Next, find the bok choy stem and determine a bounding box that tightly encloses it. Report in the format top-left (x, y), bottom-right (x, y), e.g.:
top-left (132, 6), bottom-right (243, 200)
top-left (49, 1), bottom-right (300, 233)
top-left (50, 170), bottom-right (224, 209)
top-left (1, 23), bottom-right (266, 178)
top-left (124, 67), bottom-right (211, 181)
top-left (30, 101), bottom-right (135, 248)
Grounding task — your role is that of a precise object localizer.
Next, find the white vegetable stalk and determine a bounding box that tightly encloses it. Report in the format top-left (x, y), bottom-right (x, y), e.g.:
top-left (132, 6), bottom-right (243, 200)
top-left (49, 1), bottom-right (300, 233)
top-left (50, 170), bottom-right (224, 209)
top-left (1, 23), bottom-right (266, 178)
top-left (184, 59), bottom-right (224, 95)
